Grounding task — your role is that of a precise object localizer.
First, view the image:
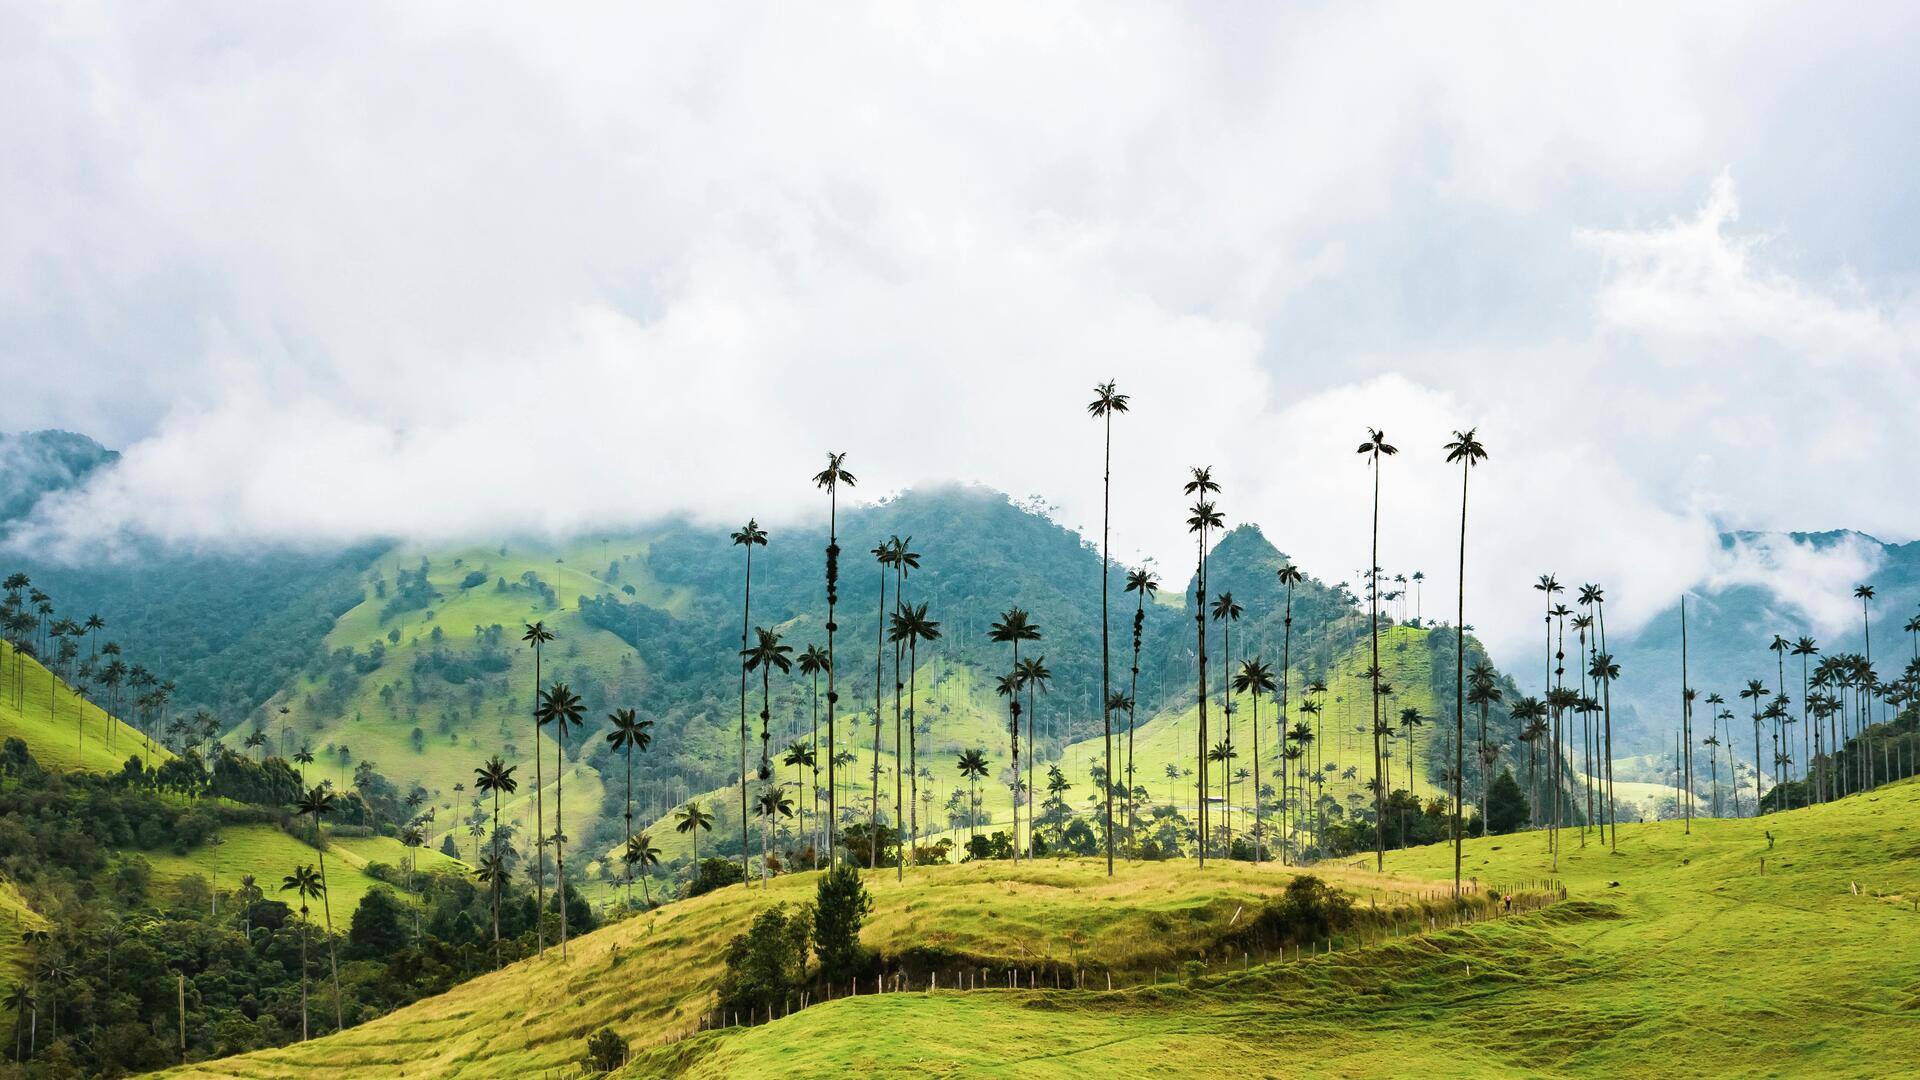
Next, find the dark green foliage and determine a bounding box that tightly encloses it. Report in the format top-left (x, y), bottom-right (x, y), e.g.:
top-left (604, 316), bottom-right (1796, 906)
top-left (583, 1027), bottom-right (628, 1073)
top-left (685, 856), bottom-right (745, 898)
top-left (812, 864), bottom-right (873, 984)
top-left (1485, 768), bottom-right (1530, 834)
top-left (348, 886), bottom-right (411, 958)
top-left (207, 749), bottom-right (304, 806)
top-left (838, 821), bottom-right (896, 868)
top-left (1225, 874), bottom-right (1356, 952)
top-left (963, 830), bottom-right (1015, 861)
top-left (717, 902), bottom-right (813, 1013)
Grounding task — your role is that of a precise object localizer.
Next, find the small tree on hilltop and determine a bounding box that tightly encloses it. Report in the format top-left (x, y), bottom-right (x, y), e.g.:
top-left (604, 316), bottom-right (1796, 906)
top-left (813, 864), bottom-right (873, 985)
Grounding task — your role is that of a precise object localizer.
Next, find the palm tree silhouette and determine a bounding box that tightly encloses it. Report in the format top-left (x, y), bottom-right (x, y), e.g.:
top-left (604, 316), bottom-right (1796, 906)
top-left (1210, 593), bottom-right (1243, 842)
top-left (989, 607), bottom-right (1040, 859)
top-left (869, 537), bottom-right (899, 869)
top-left (797, 643), bottom-right (830, 864)
top-left (624, 833), bottom-right (661, 907)
top-left (293, 786), bottom-right (343, 1029)
top-left (812, 451), bottom-right (856, 867)
top-left (605, 709), bottom-right (653, 910)
top-left (1087, 379), bottom-right (1130, 873)
top-left (1356, 427), bottom-right (1397, 869)
top-left (281, 863), bottom-right (325, 1040)
top-left (1791, 636), bottom-right (1819, 808)
top-left (885, 537), bottom-right (920, 878)
top-left (1015, 654), bottom-right (1051, 864)
top-left (1511, 697), bottom-right (1548, 826)
top-left (1443, 427), bottom-right (1486, 891)
top-left (1740, 679), bottom-right (1772, 816)
top-left (1232, 659), bottom-right (1276, 861)
top-left (731, 519), bottom-right (768, 889)
top-left (536, 681), bottom-right (586, 955)
top-left (755, 785), bottom-right (796, 880)
top-left (1123, 568), bottom-right (1159, 850)
top-left (890, 601), bottom-right (941, 860)
top-left (742, 627), bottom-right (794, 883)
top-left (519, 619), bottom-right (554, 954)
top-left (782, 741), bottom-right (817, 862)
top-left (956, 749), bottom-right (989, 849)
top-left (1184, 467), bottom-right (1222, 865)
top-left (1207, 740), bottom-right (1237, 851)
top-left (675, 801), bottom-right (715, 865)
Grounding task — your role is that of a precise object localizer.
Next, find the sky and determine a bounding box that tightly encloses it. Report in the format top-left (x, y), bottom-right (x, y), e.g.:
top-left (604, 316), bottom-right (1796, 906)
top-left (4, 1), bottom-right (1920, 663)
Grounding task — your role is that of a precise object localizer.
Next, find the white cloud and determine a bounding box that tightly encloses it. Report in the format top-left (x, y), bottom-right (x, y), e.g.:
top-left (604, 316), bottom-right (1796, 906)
top-left (6, 3), bottom-right (1920, 669)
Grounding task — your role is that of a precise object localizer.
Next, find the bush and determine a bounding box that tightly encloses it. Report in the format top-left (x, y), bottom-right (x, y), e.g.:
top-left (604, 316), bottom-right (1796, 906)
top-left (583, 1027), bottom-right (627, 1073)
top-left (717, 903), bottom-right (813, 1014)
top-left (686, 857), bottom-right (745, 899)
top-left (812, 864), bottom-right (873, 984)
top-left (1485, 768), bottom-right (1530, 835)
top-left (1227, 874), bottom-right (1355, 951)
top-left (963, 830), bottom-right (1014, 861)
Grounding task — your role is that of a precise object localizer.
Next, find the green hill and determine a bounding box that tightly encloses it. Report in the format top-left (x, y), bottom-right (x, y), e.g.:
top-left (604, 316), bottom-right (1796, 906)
top-left (1, 639), bottom-right (169, 772)
top-left (161, 777), bottom-right (1920, 1078)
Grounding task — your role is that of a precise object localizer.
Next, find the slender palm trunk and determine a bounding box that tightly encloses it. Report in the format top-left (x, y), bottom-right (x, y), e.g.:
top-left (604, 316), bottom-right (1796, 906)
top-left (1011, 638), bottom-right (1023, 864)
top-left (556, 723), bottom-right (568, 957)
top-left (1452, 457), bottom-right (1468, 893)
top-left (826, 496), bottom-right (840, 868)
top-left (1280, 584), bottom-right (1294, 864)
top-left (894, 568), bottom-right (905, 881)
top-left (530, 642), bottom-right (545, 955)
top-left (810, 669), bottom-right (821, 867)
top-left (299, 909), bottom-right (309, 1041)
top-left (1251, 689), bottom-right (1263, 862)
top-left (1369, 461), bottom-right (1385, 871)
top-left (907, 639), bottom-right (920, 860)
top-left (490, 787), bottom-right (502, 956)
top-left (623, 745), bottom-right (634, 910)
top-left (1128, 593), bottom-right (1145, 855)
top-left (1100, 408), bottom-right (1115, 874)
top-left (762, 664), bottom-right (773, 885)
top-left (1196, 529), bottom-right (1209, 867)
top-left (317, 844), bottom-right (342, 1029)
top-left (739, 544), bottom-right (755, 886)
top-left (872, 562), bottom-right (886, 870)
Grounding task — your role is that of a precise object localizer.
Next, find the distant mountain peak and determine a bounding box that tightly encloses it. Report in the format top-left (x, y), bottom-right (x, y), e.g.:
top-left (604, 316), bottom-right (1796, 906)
top-left (0, 430), bottom-right (118, 525)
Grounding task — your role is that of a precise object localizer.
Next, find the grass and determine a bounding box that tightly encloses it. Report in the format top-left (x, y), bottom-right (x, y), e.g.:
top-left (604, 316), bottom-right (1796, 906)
top-left (0, 641), bottom-right (169, 773)
top-left (161, 778), bottom-right (1920, 1077)
top-left (0, 879), bottom-right (49, 983)
top-left (142, 823), bottom-right (463, 923)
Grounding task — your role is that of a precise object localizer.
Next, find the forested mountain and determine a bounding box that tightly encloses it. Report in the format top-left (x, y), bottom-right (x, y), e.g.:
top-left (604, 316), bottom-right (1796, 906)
top-left (0, 430), bottom-right (117, 525)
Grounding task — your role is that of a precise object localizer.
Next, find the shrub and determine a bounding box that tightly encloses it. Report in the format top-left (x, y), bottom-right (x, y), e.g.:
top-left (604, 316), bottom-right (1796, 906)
top-left (583, 1027), bottom-right (627, 1073)
top-left (1485, 768), bottom-right (1530, 835)
top-left (813, 864), bottom-right (873, 984)
top-left (717, 903), bottom-right (813, 1014)
top-left (686, 857), bottom-right (745, 899)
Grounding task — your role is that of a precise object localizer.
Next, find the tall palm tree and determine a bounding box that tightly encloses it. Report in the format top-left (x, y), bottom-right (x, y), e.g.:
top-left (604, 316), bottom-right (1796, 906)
top-left (890, 601), bottom-right (941, 859)
top-left (989, 608), bottom-right (1040, 859)
top-left (797, 643), bottom-right (830, 864)
top-left (956, 749), bottom-right (989, 848)
top-left (869, 538), bottom-right (899, 868)
top-left (536, 681), bottom-right (586, 955)
top-left (1211, 595), bottom-right (1243, 823)
top-left (1183, 470), bottom-right (1222, 864)
top-left (519, 619), bottom-right (554, 953)
top-left (676, 801), bottom-right (715, 864)
top-left (1088, 379), bottom-right (1130, 873)
top-left (1792, 636), bottom-right (1819, 807)
top-left (280, 864), bottom-right (325, 1040)
top-left (1443, 428), bottom-right (1486, 892)
top-left (782, 741), bottom-right (817, 862)
top-left (1232, 659), bottom-right (1276, 861)
top-left (1356, 428), bottom-right (1397, 869)
top-left (473, 755), bottom-right (517, 952)
top-left (293, 785), bottom-right (343, 1029)
top-left (755, 785), bottom-right (795, 881)
top-left (1511, 697), bottom-right (1548, 826)
top-left (1015, 654), bottom-right (1051, 864)
top-left (731, 520), bottom-right (768, 887)
top-left (624, 833), bottom-right (660, 906)
top-left (885, 537), bottom-right (919, 876)
top-left (1123, 568), bottom-right (1159, 850)
top-left (813, 451), bottom-right (856, 867)
top-left (742, 627), bottom-right (794, 883)
top-left (1740, 679), bottom-right (1772, 815)
top-left (605, 709), bottom-right (653, 909)
top-left (1207, 739), bottom-right (1237, 850)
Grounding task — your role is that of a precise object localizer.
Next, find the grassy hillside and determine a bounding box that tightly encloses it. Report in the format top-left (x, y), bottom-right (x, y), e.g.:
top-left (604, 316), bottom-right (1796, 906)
top-left (1, 640), bottom-right (168, 772)
top-left (140, 823), bottom-right (463, 922)
top-left (0, 879), bottom-right (49, 982)
top-left (159, 857), bottom-right (1431, 1080)
top-left (660, 780), bottom-right (1920, 1078)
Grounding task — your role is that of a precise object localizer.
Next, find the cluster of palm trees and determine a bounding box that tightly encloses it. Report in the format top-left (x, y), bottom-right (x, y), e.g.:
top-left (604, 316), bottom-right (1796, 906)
top-left (3, 573), bottom-right (170, 766)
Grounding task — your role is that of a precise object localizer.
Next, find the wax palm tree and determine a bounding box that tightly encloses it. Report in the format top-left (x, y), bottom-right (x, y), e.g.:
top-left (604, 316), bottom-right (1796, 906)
top-left (293, 786), bottom-right (343, 1028)
top-left (244, 729), bottom-right (268, 761)
top-left (1356, 427), bottom-right (1397, 869)
top-left (890, 601), bottom-right (941, 856)
top-left (755, 785), bottom-right (795, 883)
top-left (989, 608), bottom-right (1040, 859)
top-left (782, 741), bottom-right (817, 861)
top-left (617, 833), bottom-right (659, 907)
top-left (474, 853), bottom-right (510, 960)
top-left (1207, 740), bottom-right (1237, 852)
top-left (294, 744), bottom-right (314, 784)
top-left (731, 519), bottom-right (768, 886)
top-left (536, 681), bottom-right (586, 954)
top-left (676, 801), bottom-right (715, 864)
top-left (1441, 428), bottom-right (1487, 890)
top-left (605, 709), bottom-right (653, 909)
top-left (1088, 380), bottom-right (1130, 872)
top-left (812, 451), bottom-right (856, 866)
top-left (1232, 659), bottom-right (1276, 861)
top-left (1184, 466), bottom-right (1222, 862)
top-left (742, 627), bottom-right (794, 881)
top-left (472, 755), bottom-right (517, 934)
top-left (797, 643), bottom-right (830, 863)
top-left (868, 538), bottom-right (899, 868)
top-left (956, 749), bottom-right (989, 848)
top-left (281, 864), bottom-right (325, 1040)
top-left (519, 619), bottom-right (554, 953)
top-left (1124, 568), bottom-right (1159, 848)
top-left (1015, 654), bottom-right (1051, 863)
top-left (1791, 636), bottom-right (1819, 806)
top-left (7, 982), bottom-right (31, 1061)
top-left (1740, 680), bottom-right (1771, 815)
top-left (1513, 699), bottom-right (1548, 826)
